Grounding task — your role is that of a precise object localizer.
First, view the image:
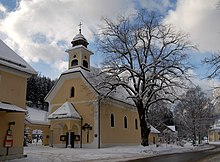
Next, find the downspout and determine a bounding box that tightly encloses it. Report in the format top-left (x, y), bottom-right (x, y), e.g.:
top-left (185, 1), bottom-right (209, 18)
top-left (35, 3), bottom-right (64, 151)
top-left (98, 96), bottom-right (102, 149)
top-left (80, 117), bottom-right (83, 148)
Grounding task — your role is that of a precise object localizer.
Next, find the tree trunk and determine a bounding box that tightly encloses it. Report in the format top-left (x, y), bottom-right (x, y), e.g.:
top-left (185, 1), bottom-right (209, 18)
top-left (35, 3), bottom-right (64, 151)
top-left (198, 131), bottom-right (201, 144)
top-left (193, 120), bottom-right (196, 145)
top-left (136, 100), bottom-right (151, 146)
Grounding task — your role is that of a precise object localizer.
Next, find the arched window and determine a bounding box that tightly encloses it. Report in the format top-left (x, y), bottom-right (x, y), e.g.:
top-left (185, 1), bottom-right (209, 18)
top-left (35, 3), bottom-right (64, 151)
top-left (70, 87), bottom-right (75, 97)
top-left (71, 59), bottom-right (78, 66)
top-left (135, 119), bottom-right (138, 130)
top-left (124, 116), bottom-right (128, 128)
top-left (110, 113), bottom-right (115, 127)
top-left (83, 60), bottom-right (88, 68)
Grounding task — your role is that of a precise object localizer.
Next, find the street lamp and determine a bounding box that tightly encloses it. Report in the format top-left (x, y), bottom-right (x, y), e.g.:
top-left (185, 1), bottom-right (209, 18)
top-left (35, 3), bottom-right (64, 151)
top-left (82, 123), bottom-right (92, 143)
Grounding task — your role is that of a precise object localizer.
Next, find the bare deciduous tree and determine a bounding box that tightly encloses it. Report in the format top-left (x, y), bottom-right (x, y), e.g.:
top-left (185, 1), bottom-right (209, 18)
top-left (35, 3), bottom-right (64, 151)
top-left (148, 101), bottom-right (174, 130)
top-left (174, 87), bottom-right (214, 145)
top-left (204, 1), bottom-right (220, 80)
top-left (204, 52), bottom-right (220, 80)
top-left (96, 10), bottom-right (195, 146)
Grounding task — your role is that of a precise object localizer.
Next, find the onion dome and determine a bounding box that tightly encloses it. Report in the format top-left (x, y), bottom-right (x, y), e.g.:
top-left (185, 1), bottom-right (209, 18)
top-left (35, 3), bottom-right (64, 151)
top-left (71, 23), bottom-right (89, 48)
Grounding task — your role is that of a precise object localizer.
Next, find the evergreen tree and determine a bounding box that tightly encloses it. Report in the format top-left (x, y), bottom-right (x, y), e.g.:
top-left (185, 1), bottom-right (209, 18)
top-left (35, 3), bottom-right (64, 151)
top-left (26, 74), bottom-right (56, 110)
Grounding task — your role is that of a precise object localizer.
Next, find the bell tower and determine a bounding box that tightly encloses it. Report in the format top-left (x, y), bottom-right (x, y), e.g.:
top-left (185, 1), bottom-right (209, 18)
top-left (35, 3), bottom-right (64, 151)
top-left (66, 23), bottom-right (93, 71)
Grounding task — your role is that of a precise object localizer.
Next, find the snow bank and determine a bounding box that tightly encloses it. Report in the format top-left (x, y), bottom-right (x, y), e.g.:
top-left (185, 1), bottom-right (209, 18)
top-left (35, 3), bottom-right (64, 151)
top-left (8, 143), bottom-right (214, 162)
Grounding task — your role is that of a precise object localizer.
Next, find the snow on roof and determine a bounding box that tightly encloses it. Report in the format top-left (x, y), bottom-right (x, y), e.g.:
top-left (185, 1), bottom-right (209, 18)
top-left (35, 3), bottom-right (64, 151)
top-left (26, 107), bottom-right (49, 125)
top-left (61, 67), bottom-right (134, 105)
top-left (0, 39), bottom-right (37, 75)
top-left (48, 102), bottom-right (81, 119)
top-left (65, 45), bottom-right (93, 55)
top-left (0, 102), bottom-right (26, 112)
top-left (150, 125), bottom-right (160, 134)
top-left (167, 126), bottom-right (176, 132)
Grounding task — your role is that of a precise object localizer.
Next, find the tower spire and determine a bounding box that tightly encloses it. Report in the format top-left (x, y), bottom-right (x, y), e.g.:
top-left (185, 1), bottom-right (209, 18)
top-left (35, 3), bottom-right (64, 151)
top-left (71, 22), bottom-right (88, 48)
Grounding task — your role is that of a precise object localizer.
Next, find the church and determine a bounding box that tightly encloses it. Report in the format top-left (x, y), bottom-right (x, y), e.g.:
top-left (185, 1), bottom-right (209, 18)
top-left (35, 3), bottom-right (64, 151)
top-left (45, 27), bottom-right (160, 148)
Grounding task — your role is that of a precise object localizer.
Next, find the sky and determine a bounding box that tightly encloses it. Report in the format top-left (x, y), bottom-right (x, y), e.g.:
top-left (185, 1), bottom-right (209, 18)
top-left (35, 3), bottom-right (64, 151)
top-left (0, 0), bottom-right (220, 92)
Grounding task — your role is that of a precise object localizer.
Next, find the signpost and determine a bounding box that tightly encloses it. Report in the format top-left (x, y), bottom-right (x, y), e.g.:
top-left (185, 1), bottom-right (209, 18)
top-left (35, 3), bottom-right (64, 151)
top-left (4, 122), bottom-right (15, 155)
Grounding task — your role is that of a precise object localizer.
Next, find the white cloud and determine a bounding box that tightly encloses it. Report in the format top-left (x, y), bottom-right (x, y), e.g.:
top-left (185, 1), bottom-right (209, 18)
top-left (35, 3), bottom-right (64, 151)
top-left (0, 3), bottom-right (6, 13)
top-left (1, 0), bottom-right (218, 81)
top-left (187, 69), bottom-right (220, 96)
top-left (164, 0), bottom-right (220, 53)
top-left (0, 0), bottom-right (138, 78)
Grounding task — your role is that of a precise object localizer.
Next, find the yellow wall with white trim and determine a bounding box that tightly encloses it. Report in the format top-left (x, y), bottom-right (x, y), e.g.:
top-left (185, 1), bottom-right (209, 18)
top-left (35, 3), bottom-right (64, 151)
top-left (0, 69), bottom-right (27, 156)
top-left (100, 101), bottom-right (141, 145)
top-left (0, 70), bottom-right (27, 108)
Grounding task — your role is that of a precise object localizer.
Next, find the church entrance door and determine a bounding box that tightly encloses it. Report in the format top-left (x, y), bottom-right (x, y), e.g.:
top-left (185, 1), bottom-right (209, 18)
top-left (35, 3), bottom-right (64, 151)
top-left (66, 132), bottom-right (75, 148)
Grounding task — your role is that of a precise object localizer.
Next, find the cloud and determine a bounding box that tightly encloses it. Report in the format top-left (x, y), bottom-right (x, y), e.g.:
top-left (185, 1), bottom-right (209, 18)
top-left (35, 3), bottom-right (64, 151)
top-left (0, 3), bottom-right (6, 13)
top-left (0, 3), bottom-right (6, 20)
top-left (1, 0), bottom-right (218, 81)
top-left (187, 69), bottom-right (220, 96)
top-left (0, 0), bottom-right (138, 78)
top-left (164, 0), bottom-right (220, 53)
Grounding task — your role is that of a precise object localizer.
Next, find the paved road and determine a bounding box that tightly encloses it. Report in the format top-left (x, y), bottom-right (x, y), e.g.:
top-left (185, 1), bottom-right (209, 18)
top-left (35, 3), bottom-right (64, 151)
top-left (129, 146), bottom-right (220, 162)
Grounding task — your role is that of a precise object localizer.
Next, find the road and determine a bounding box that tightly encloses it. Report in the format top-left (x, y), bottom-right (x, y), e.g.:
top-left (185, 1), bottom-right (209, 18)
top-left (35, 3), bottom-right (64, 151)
top-left (129, 145), bottom-right (220, 162)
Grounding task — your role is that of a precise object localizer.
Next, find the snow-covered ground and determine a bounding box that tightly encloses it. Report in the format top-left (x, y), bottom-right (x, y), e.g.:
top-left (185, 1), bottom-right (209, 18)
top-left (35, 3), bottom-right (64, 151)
top-left (8, 143), bottom-right (215, 162)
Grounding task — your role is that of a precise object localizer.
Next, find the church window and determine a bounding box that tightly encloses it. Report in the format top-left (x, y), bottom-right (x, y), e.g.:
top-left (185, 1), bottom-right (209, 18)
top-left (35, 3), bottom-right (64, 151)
top-left (70, 87), bottom-right (75, 97)
top-left (135, 119), bottom-right (138, 130)
top-left (71, 59), bottom-right (78, 66)
top-left (73, 55), bottom-right (76, 58)
top-left (124, 116), bottom-right (128, 128)
top-left (110, 113), bottom-right (115, 127)
top-left (83, 60), bottom-right (88, 68)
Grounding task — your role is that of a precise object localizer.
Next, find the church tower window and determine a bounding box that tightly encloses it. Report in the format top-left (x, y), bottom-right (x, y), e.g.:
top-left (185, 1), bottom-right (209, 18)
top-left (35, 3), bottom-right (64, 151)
top-left (70, 87), bottom-right (75, 97)
top-left (83, 60), bottom-right (88, 68)
top-left (110, 113), bottom-right (115, 127)
top-left (71, 59), bottom-right (78, 66)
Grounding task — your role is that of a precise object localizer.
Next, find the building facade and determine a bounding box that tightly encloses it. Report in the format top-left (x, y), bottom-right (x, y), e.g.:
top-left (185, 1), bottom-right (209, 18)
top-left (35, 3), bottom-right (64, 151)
top-left (209, 119), bottom-right (220, 142)
top-left (0, 40), bottom-right (36, 160)
top-left (45, 29), bottom-right (160, 148)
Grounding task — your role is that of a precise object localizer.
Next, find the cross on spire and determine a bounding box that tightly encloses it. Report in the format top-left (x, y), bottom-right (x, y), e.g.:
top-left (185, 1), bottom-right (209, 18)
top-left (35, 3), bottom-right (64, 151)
top-left (78, 22), bottom-right (82, 34)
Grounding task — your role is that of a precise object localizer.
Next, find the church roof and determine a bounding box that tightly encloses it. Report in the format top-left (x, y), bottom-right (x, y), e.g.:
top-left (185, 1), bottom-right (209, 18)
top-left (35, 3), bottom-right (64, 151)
top-left (60, 67), bottom-right (134, 106)
top-left (166, 125), bottom-right (176, 132)
top-left (71, 31), bottom-right (89, 47)
top-left (48, 102), bottom-right (81, 120)
top-left (0, 102), bottom-right (26, 112)
top-left (150, 125), bottom-right (160, 134)
top-left (0, 39), bottom-right (37, 75)
top-left (73, 33), bottom-right (88, 42)
top-left (25, 107), bottom-right (49, 125)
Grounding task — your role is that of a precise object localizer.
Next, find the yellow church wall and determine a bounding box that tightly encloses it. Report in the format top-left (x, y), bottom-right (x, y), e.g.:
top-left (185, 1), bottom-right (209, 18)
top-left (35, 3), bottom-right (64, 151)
top-left (100, 100), bottom-right (141, 146)
top-left (48, 74), bottom-right (97, 146)
top-left (50, 119), bottom-right (82, 146)
top-left (0, 112), bottom-right (25, 156)
top-left (48, 73), bottom-right (160, 147)
top-left (49, 101), bottom-right (95, 146)
top-left (50, 77), bottom-right (96, 107)
top-left (0, 70), bottom-right (27, 108)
